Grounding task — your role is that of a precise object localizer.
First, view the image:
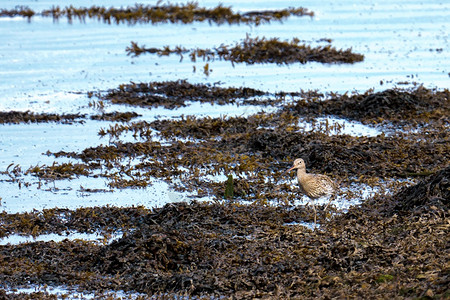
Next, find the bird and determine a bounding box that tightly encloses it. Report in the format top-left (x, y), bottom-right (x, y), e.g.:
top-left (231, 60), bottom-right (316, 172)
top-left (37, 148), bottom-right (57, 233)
top-left (285, 158), bottom-right (337, 227)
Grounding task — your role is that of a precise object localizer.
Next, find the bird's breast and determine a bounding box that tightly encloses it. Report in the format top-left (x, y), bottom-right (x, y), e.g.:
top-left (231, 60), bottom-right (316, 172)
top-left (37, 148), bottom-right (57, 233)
top-left (298, 174), bottom-right (334, 199)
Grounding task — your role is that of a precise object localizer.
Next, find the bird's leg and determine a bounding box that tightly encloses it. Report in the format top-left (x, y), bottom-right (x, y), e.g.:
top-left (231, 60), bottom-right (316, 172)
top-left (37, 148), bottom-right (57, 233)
top-left (311, 200), bottom-right (317, 228)
top-left (323, 195), bottom-right (334, 212)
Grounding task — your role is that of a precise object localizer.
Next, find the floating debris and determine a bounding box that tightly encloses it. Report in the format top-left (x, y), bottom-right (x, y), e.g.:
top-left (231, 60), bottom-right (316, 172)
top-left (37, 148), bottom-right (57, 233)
top-left (126, 36), bottom-right (364, 65)
top-left (0, 3), bottom-right (313, 25)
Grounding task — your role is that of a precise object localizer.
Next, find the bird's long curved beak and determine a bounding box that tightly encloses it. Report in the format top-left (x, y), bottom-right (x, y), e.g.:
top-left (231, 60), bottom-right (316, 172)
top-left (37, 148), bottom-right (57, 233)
top-left (282, 165), bottom-right (296, 175)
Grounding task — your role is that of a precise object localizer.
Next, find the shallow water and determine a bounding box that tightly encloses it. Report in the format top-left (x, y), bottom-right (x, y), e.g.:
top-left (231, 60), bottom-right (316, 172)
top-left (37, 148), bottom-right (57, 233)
top-left (0, 231), bottom-right (122, 246)
top-left (9, 285), bottom-right (147, 300)
top-left (1, 0), bottom-right (448, 102)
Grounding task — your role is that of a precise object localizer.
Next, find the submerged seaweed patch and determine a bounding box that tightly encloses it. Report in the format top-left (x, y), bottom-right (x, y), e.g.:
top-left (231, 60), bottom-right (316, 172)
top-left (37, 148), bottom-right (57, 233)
top-left (126, 36), bottom-right (364, 66)
top-left (0, 206), bottom-right (148, 238)
top-left (0, 5), bottom-right (35, 20)
top-left (0, 3), bottom-right (313, 25)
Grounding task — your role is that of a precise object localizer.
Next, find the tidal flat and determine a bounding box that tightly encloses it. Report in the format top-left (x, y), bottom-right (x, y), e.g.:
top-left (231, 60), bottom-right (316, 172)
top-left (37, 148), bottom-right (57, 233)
top-left (0, 1), bottom-right (449, 298)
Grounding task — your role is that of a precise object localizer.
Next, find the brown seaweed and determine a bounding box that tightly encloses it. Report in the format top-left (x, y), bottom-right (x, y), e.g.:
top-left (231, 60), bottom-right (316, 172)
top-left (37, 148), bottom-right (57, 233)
top-left (126, 36), bottom-right (364, 65)
top-left (90, 111), bottom-right (141, 122)
top-left (95, 80), bottom-right (267, 109)
top-left (0, 3), bottom-right (313, 26)
top-left (285, 86), bottom-right (450, 125)
top-left (0, 111), bottom-right (85, 124)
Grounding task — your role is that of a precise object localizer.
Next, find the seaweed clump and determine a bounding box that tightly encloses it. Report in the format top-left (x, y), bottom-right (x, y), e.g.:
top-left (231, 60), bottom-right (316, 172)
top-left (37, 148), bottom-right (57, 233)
top-left (0, 111), bottom-right (85, 124)
top-left (1, 3), bottom-right (313, 26)
top-left (0, 6), bottom-right (35, 21)
top-left (90, 111), bottom-right (141, 122)
top-left (286, 86), bottom-right (450, 124)
top-left (0, 111), bottom-right (141, 125)
top-left (96, 80), bottom-right (267, 109)
top-left (127, 36), bottom-right (364, 65)
top-left (391, 166), bottom-right (449, 212)
top-left (25, 162), bottom-right (91, 180)
top-left (0, 206), bottom-right (148, 238)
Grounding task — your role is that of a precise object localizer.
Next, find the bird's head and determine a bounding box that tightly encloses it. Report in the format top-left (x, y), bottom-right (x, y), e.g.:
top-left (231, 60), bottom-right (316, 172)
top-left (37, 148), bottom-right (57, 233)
top-left (286, 158), bottom-right (306, 172)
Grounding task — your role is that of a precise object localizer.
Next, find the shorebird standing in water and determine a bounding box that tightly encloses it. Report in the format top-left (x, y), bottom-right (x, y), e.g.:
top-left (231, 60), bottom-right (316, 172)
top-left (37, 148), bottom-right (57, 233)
top-left (285, 158), bottom-right (337, 227)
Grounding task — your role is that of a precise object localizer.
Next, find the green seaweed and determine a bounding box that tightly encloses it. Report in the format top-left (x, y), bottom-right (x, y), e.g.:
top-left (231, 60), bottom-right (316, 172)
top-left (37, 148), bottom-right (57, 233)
top-left (224, 174), bottom-right (234, 200)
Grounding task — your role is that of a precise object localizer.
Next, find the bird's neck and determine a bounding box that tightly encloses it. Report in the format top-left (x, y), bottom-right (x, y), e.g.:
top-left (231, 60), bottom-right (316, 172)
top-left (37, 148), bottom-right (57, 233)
top-left (296, 168), bottom-right (307, 181)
